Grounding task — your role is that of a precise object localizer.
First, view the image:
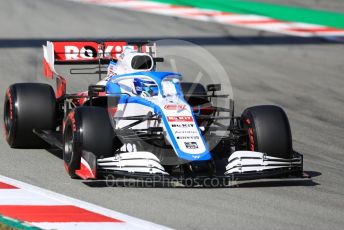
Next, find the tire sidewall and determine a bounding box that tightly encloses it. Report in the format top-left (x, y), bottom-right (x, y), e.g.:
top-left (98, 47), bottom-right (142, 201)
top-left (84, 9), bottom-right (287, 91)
top-left (63, 111), bottom-right (82, 178)
top-left (4, 87), bottom-right (17, 146)
top-left (242, 111), bottom-right (258, 152)
top-left (241, 105), bottom-right (292, 158)
top-left (62, 107), bottom-right (115, 178)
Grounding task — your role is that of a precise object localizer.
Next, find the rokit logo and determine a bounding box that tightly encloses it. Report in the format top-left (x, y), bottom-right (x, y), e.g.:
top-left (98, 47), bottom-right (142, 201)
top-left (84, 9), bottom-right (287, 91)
top-left (185, 142), bottom-right (198, 149)
top-left (167, 116), bottom-right (193, 122)
top-left (62, 45), bottom-right (122, 60)
top-left (63, 45), bottom-right (100, 59)
top-left (53, 41), bottom-right (130, 60)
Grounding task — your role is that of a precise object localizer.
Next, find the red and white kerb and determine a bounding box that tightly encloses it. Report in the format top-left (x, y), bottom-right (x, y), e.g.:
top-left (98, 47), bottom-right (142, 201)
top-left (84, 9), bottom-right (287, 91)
top-left (0, 175), bottom-right (170, 230)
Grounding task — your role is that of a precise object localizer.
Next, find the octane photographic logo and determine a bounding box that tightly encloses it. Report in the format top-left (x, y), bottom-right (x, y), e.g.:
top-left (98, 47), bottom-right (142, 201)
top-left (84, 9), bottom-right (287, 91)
top-left (104, 174), bottom-right (239, 188)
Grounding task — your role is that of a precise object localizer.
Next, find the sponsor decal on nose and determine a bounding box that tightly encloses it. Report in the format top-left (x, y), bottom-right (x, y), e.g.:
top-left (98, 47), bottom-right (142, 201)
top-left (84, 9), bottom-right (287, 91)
top-left (167, 116), bottom-right (193, 122)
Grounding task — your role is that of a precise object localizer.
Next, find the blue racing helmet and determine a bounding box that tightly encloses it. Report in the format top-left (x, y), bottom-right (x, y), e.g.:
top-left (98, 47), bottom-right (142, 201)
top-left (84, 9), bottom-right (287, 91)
top-left (133, 78), bottom-right (158, 97)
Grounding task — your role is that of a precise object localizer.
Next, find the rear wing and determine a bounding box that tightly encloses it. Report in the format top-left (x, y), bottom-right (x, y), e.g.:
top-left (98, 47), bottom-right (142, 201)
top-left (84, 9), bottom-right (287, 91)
top-left (43, 40), bottom-right (156, 79)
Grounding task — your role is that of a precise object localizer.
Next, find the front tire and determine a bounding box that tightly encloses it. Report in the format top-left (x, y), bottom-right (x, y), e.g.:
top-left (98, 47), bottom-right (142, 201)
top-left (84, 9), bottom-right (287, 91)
top-left (63, 107), bottom-right (120, 178)
top-left (241, 105), bottom-right (292, 158)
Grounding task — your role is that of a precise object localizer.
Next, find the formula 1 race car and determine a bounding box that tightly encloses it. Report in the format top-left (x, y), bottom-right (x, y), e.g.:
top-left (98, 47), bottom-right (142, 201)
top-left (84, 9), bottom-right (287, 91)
top-left (3, 40), bottom-right (303, 185)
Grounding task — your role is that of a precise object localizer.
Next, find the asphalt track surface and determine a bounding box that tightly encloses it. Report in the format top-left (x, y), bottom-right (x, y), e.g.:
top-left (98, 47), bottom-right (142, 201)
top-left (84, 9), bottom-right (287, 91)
top-left (0, 0), bottom-right (344, 229)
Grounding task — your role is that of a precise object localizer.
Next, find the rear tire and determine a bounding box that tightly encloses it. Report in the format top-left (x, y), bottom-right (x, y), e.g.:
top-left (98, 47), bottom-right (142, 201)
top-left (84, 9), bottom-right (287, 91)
top-left (63, 107), bottom-right (120, 178)
top-left (241, 105), bottom-right (292, 158)
top-left (3, 83), bottom-right (56, 148)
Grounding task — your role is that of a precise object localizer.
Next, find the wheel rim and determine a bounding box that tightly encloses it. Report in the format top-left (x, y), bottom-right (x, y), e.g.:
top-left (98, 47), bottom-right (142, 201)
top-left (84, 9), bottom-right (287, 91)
top-left (64, 124), bottom-right (74, 164)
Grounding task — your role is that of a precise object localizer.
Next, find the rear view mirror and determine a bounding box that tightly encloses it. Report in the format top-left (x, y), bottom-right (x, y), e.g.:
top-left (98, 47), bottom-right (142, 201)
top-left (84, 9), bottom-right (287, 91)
top-left (207, 84), bottom-right (221, 92)
top-left (153, 57), bottom-right (164, 63)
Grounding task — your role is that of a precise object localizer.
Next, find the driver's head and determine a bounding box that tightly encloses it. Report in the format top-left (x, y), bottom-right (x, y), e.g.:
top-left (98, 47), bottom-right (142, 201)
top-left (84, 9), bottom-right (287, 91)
top-left (133, 78), bottom-right (158, 97)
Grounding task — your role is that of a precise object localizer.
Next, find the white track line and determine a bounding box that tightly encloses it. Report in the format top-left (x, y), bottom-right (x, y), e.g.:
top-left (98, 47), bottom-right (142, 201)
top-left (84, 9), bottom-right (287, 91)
top-left (0, 189), bottom-right (64, 205)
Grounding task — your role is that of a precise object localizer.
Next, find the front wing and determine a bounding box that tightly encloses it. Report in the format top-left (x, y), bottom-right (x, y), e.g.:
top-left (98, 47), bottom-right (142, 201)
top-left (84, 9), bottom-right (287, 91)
top-left (84, 150), bottom-right (303, 182)
top-left (33, 130), bottom-right (303, 182)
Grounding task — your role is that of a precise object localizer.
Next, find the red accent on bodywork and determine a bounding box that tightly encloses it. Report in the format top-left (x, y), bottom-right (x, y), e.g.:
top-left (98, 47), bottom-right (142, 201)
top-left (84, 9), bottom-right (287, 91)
top-left (70, 92), bottom-right (83, 105)
top-left (69, 111), bottom-right (76, 132)
top-left (75, 160), bottom-right (96, 180)
top-left (107, 107), bottom-right (117, 117)
top-left (0, 205), bottom-right (122, 222)
top-left (43, 58), bottom-right (53, 79)
top-left (0, 182), bottom-right (18, 189)
top-left (72, 92), bottom-right (88, 105)
top-left (78, 98), bottom-right (86, 105)
top-left (55, 76), bottom-right (66, 99)
top-left (63, 111), bottom-right (76, 133)
top-left (192, 106), bottom-right (215, 115)
top-left (245, 118), bottom-right (251, 125)
top-left (75, 92), bottom-right (108, 106)
top-left (98, 92), bottom-right (106, 97)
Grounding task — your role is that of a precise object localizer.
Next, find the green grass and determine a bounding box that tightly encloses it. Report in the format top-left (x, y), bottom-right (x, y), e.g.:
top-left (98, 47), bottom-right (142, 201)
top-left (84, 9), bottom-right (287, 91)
top-left (0, 221), bottom-right (18, 230)
top-left (150, 0), bottom-right (344, 29)
top-left (0, 215), bottom-right (40, 230)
